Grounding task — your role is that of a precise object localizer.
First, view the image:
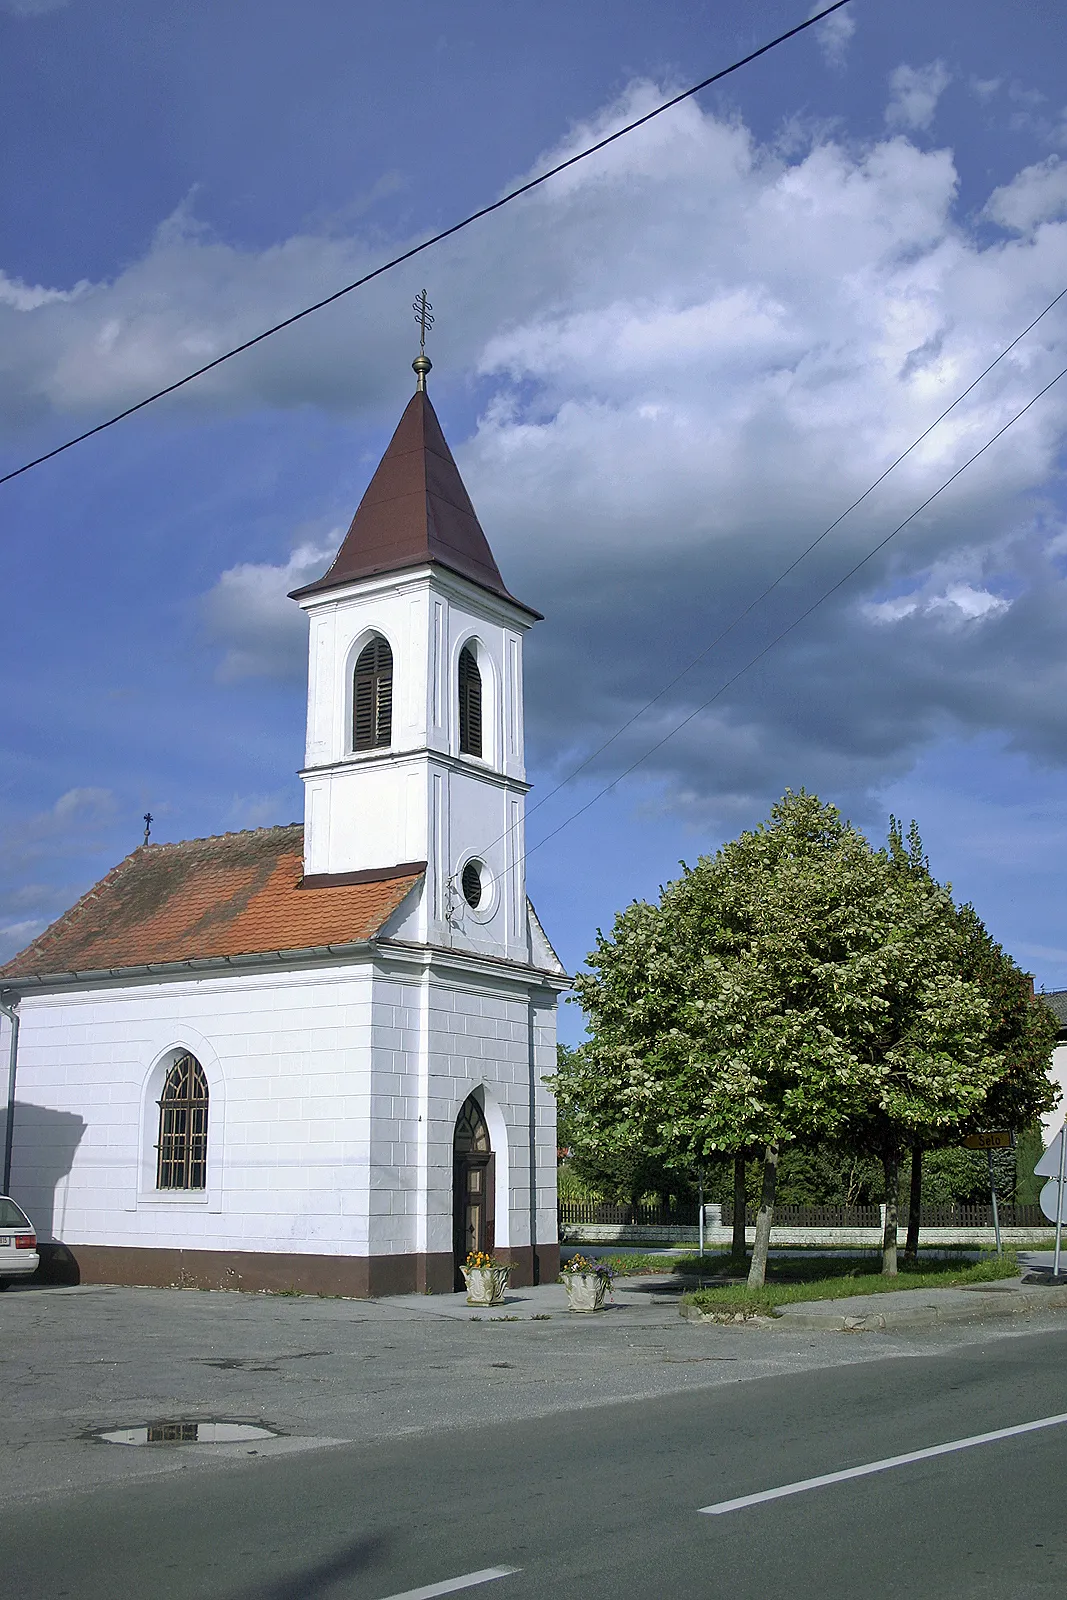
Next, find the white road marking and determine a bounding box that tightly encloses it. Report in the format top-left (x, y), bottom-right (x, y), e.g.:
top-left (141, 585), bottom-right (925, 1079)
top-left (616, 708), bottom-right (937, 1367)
top-left (699, 1410), bottom-right (1067, 1515)
top-left (377, 1567), bottom-right (520, 1599)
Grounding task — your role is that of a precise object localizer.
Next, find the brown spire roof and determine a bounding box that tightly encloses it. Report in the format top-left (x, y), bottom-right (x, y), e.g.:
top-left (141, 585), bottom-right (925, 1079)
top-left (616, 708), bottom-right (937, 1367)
top-left (0, 826), bottom-right (423, 982)
top-left (290, 389), bottom-right (540, 617)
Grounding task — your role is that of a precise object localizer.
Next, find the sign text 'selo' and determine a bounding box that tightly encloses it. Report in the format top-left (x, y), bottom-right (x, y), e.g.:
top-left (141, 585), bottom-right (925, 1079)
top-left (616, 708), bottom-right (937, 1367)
top-left (962, 1131), bottom-right (1015, 1151)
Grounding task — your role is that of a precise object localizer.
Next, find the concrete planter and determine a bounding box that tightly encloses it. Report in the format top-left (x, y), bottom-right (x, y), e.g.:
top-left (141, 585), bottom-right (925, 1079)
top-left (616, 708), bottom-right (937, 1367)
top-left (461, 1265), bottom-right (510, 1306)
top-left (561, 1271), bottom-right (608, 1313)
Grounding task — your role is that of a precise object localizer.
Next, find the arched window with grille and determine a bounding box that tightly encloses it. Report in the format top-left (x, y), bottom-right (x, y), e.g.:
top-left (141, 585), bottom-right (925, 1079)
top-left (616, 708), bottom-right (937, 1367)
top-left (458, 644), bottom-right (482, 757)
top-left (156, 1054), bottom-right (209, 1190)
top-left (352, 635), bottom-right (393, 751)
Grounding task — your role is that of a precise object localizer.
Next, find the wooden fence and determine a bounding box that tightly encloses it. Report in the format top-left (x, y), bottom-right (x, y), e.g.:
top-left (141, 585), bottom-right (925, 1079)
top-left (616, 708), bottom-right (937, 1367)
top-left (558, 1201), bottom-right (700, 1226)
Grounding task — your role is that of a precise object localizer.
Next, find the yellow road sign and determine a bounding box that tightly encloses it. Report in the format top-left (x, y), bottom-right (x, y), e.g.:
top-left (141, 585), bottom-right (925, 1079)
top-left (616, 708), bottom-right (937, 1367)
top-left (962, 1131), bottom-right (1014, 1150)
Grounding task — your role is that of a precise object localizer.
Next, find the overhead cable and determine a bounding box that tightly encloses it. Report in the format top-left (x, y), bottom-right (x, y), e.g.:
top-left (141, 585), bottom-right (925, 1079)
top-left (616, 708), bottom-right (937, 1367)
top-left (503, 284), bottom-right (1067, 846)
top-left (471, 285), bottom-right (1067, 871)
top-left (524, 357), bottom-right (1067, 863)
top-left (0, 0), bottom-right (854, 489)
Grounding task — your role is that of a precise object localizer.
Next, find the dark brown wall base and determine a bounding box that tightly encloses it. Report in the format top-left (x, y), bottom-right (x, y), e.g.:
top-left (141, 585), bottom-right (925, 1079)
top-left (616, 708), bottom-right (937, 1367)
top-left (499, 1244), bottom-right (560, 1287)
top-left (46, 1240), bottom-right (559, 1298)
top-left (61, 1245), bottom-right (451, 1297)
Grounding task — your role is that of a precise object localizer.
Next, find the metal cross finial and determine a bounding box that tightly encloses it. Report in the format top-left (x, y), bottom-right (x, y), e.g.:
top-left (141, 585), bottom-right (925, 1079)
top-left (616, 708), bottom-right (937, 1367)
top-left (412, 290), bottom-right (434, 391)
top-left (143, 812), bottom-right (153, 846)
top-left (413, 289), bottom-right (434, 352)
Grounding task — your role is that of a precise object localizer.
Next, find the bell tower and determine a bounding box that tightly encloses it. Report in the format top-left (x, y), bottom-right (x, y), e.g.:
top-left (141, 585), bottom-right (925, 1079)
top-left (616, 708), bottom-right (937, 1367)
top-left (289, 321), bottom-right (541, 964)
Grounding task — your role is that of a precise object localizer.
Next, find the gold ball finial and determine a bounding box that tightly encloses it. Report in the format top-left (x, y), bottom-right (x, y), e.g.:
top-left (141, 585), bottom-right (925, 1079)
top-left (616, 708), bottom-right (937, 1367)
top-left (412, 353), bottom-right (432, 392)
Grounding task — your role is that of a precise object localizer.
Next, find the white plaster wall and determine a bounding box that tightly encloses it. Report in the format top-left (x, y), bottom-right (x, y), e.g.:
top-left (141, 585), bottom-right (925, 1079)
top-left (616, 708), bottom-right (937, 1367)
top-left (301, 568), bottom-right (528, 779)
top-left (8, 953), bottom-right (560, 1267)
top-left (365, 963), bottom-right (558, 1259)
top-left (9, 963), bottom-right (376, 1252)
top-left (308, 753), bottom-right (529, 962)
top-left (1042, 1041), bottom-right (1067, 1144)
top-left (531, 994), bottom-right (560, 1251)
top-left (298, 567), bottom-right (532, 962)
top-left (303, 758), bottom-right (427, 878)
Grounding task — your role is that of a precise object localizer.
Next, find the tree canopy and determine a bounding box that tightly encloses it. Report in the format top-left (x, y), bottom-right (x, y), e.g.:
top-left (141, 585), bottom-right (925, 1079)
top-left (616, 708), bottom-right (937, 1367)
top-left (552, 791), bottom-right (1058, 1279)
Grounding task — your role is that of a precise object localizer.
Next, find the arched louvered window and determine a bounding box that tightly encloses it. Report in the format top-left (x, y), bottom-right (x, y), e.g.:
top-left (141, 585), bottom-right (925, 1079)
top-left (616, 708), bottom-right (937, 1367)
top-left (156, 1054), bottom-right (209, 1191)
top-left (353, 635), bottom-right (393, 751)
top-left (458, 645), bottom-right (482, 758)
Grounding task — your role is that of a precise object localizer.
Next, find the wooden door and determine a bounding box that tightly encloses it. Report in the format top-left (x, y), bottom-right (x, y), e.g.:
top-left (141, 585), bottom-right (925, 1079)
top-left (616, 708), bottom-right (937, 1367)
top-left (453, 1096), bottom-right (494, 1289)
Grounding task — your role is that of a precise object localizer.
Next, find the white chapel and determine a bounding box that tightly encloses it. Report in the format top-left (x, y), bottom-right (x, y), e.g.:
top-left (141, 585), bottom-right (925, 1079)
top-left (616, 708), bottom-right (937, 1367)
top-left (0, 351), bottom-right (567, 1295)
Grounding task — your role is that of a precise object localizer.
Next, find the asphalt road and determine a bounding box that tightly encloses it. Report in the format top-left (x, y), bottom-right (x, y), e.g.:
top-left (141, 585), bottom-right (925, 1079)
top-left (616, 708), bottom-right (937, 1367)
top-left (4, 1324), bottom-right (1067, 1599)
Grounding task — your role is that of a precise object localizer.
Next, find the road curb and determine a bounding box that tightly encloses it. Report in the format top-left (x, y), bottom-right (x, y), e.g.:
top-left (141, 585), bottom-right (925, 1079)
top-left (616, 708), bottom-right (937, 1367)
top-left (680, 1282), bottom-right (1067, 1332)
top-left (677, 1304), bottom-right (775, 1326)
top-left (775, 1285), bottom-right (1067, 1332)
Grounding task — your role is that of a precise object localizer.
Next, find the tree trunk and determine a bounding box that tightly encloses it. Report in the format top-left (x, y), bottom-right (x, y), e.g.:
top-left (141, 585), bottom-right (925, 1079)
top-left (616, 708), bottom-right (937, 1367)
top-left (882, 1147), bottom-right (900, 1277)
top-left (732, 1151), bottom-right (747, 1268)
top-left (904, 1145), bottom-right (922, 1263)
top-left (747, 1144), bottom-right (779, 1289)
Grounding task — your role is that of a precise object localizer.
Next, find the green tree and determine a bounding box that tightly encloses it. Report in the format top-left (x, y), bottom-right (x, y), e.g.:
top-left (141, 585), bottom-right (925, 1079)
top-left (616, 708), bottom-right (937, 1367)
top-left (555, 793), bottom-right (931, 1283)
top-left (772, 1144), bottom-right (883, 1207)
top-left (553, 791), bottom-right (1057, 1284)
top-left (556, 1049), bottom-right (698, 1214)
top-left (881, 823), bottom-right (1058, 1259)
top-left (1016, 1125), bottom-right (1048, 1207)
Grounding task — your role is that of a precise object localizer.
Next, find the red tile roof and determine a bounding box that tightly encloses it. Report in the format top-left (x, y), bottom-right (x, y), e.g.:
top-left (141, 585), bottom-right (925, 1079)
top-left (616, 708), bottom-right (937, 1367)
top-left (290, 388), bottom-right (541, 617)
top-left (0, 826), bottom-right (423, 981)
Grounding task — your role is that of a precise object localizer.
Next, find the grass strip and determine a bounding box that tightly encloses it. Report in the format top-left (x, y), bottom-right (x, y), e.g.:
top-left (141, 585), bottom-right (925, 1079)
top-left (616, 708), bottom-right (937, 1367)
top-left (586, 1247), bottom-right (997, 1278)
top-left (683, 1250), bottom-right (1021, 1317)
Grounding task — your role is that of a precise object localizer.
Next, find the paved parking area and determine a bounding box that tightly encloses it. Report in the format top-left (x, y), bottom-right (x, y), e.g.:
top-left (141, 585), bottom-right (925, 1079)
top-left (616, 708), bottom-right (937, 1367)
top-left (4, 1271), bottom-right (1067, 1509)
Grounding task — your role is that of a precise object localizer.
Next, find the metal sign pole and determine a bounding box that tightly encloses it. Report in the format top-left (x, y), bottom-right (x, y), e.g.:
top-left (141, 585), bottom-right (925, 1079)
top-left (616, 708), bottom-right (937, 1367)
top-left (698, 1170), bottom-right (705, 1259)
top-left (987, 1148), bottom-right (1002, 1255)
top-left (1055, 1119), bottom-right (1067, 1279)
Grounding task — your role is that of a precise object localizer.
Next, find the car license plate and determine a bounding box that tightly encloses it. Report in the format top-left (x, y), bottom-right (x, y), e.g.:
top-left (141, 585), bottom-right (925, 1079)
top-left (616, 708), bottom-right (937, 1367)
top-left (0, 1237), bottom-right (10, 1247)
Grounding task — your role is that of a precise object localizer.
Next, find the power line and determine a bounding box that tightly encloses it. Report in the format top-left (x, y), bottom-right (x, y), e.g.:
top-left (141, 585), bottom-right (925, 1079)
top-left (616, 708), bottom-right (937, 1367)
top-left (0, 0), bottom-right (854, 490)
top-left (506, 283), bottom-right (1067, 845)
top-left (524, 356), bottom-right (1067, 864)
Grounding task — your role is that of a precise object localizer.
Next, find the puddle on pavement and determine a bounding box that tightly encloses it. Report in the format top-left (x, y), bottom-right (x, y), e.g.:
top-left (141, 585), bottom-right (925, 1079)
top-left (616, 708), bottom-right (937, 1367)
top-left (97, 1421), bottom-right (280, 1446)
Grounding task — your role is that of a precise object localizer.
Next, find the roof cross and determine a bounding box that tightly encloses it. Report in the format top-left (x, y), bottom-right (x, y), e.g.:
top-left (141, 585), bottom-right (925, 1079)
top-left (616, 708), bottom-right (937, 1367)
top-left (412, 291), bottom-right (434, 391)
top-left (413, 289), bottom-right (434, 352)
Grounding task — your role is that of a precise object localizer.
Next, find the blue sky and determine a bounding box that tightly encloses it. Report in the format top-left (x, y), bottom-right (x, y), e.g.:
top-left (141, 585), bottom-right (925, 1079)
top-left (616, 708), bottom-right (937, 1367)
top-left (2, 0), bottom-right (1067, 1043)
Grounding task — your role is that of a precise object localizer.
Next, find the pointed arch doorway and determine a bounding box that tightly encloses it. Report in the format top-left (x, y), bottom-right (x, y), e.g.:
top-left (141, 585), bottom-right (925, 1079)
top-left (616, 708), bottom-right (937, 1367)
top-left (453, 1094), bottom-right (495, 1290)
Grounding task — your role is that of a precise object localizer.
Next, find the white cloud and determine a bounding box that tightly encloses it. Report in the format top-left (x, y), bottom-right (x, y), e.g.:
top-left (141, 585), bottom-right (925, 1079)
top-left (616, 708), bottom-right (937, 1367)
top-left (0, 789), bottom-right (119, 961)
top-left (2, 787), bottom-right (116, 852)
top-left (0, 270), bottom-right (85, 312)
top-left (1022, 943), bottom-right (1067, 967)
top-left (986, 157), bottom-right (1067, 233)
top-left (970, 77), bottom-right (1001, 102)
top-left (5, 83), bottom-right (1067, 824)
top-left (810, 3), bottom-right (856, 69)
top-left (201, 540), bottom-right (333, 681)
top-left (226, 791), bottom-right (301, 829)
top-left (865, 583), bottom-right (1010, 625)
top-left (0, 0), bottom-right (68, 12)
top-left (885, 62), bottom-right (951, 132)
top-left (0, 917), bottom-right (50, 964)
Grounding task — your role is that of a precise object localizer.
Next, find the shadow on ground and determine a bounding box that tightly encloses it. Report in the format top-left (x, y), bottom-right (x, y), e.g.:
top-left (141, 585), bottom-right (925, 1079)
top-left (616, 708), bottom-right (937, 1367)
top-left (231, 1534), bottom-right (388, 1600)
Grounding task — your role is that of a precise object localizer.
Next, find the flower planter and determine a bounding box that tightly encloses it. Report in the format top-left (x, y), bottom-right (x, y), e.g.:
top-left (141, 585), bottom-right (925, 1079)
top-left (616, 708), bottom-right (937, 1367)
top-left (561, 1270), bottom-right (609, 1313)
top-left (461, 1264), bottom-right (510, 1306)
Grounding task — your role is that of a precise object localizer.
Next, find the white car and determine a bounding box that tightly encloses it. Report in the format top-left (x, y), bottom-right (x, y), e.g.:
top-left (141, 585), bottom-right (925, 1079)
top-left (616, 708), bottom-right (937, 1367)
top-left (0, 1198), bottom-right (38, 1288)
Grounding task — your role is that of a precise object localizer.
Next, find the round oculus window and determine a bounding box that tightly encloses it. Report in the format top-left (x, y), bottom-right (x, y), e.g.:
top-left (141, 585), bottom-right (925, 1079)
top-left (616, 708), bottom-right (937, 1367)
top-left (461, 860), bottom-right (484, 909)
